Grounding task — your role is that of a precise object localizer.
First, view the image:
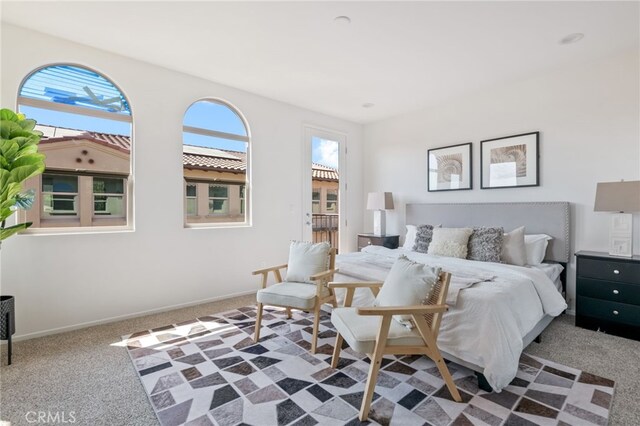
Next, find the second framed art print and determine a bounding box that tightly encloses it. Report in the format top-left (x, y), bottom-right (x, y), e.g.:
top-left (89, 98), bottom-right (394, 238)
top-left (481, 132), bottom-right (539, 189)
top-left (427, 142), bottom-right (472, 191)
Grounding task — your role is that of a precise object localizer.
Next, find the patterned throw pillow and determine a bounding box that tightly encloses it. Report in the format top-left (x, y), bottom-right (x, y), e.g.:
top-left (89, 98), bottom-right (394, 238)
top-left (467, 227), bottom-right (504, 263)
top-left (413, 224), bottom-right (435, 253)
top-left (427, 228), bottom-right (474, 259)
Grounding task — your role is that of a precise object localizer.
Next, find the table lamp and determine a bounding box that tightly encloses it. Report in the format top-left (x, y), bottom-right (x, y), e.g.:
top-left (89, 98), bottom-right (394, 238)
top-left (367, 192), bottom-right (394, 236)
top-left (594, 180), bottom-right (640, 257)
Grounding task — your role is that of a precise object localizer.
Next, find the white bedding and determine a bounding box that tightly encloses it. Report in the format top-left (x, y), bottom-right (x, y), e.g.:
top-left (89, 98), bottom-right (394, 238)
top-left (332, 246), bottom-right (567, 391)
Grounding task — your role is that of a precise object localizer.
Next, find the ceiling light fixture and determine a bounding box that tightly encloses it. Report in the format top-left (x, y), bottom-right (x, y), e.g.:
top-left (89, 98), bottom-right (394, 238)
top-left (362, 103), bottom-right (375, 108)
top-left (559, 33), bottom-right (584, 45)
top-left (334, 16), bottom-right (351, 25)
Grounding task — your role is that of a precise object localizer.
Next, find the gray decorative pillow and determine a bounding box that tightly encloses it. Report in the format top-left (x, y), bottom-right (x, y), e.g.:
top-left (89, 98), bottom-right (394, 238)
top-left (467, 227), bottom-right (504, 262)
top-left (413, 224), bottom-right (435, 253)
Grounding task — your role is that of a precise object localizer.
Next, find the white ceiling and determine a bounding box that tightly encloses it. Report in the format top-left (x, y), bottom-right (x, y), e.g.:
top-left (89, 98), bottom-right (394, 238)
top-left (2, 1), bottom-right (638, 123)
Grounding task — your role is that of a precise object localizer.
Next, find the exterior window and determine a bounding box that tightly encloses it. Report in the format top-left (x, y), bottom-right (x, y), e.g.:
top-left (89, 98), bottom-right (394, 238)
top-left (312, 189), bottom-right (321, 213)
top-left (18, 64), bottom-right (132, 229)
top-left (42, 174), bottom-right (78, 217)
top-left (240, 185), bottom-right (245, 214)
top-left (209, 184), bottom-right (229, 215)
top-left (93, 177), bottom-right (125, 217)
top-left (326, 189), bottom-right (338, 213)
top-left (183, 99), bottom-right (249, 225)
top-left (186, 183), bottom-right (197, 216)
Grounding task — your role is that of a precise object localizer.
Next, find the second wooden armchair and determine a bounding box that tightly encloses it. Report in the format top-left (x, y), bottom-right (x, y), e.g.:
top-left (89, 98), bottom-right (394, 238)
top-left (252, 245), bottom-right (337, 354)
top-left (329, 271), bottom-right (462, 421)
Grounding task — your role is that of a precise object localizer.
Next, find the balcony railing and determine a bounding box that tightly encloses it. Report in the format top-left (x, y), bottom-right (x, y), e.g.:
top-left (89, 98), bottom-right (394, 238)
top-left (312, 213), bottom-right (339, 252)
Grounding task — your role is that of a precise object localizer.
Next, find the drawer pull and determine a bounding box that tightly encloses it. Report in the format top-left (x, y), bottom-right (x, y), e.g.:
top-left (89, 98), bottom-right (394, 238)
top-left (613, 270), bottom-right (620, 275)
top-left (367, 241), bottom-right (372, 245)
top-left (613, 310), bottom-right (619, 315)
top-left (613, 289), bottom-right (619, 295)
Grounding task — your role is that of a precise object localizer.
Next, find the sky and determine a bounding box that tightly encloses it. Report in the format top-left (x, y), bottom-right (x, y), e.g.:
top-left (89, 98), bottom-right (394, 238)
top-left (312, 137), bottom-right (339, 169)
top-left (19, 67), bottom-right (339, 169)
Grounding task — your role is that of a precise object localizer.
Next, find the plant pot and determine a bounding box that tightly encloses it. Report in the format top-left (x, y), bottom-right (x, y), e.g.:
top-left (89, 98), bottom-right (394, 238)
top-left (0, 295), bottom-right (15, 365)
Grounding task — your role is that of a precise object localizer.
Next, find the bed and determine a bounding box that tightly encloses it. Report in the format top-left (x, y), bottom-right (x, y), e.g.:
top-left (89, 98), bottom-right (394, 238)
top-left (331, 202), bottom-right (570, 392)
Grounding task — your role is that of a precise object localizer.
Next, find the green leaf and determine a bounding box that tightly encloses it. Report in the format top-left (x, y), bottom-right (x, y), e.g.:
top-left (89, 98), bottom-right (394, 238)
top-left (0, 169), bottom-right (9, 190)
top-left (0, 207), bottom-right (12, 223)
top-left (0, 222), bottom-right (32, 241)
top-left (11, 153), bottom-right (46, 169)
top-left (18, 119), bottom-right (37, 131)
top-left (0, 109), bottom-right (18, 122)
top-left (1, 139), bottom-right (20, 161)
top-left (0, 120), bottom-right (21, 139)
top-left (9, 164), bottom-right (41, 183)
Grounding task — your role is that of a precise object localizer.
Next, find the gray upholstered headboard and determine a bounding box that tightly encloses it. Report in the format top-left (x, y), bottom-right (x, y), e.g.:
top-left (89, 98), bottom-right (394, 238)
top-left (406, 202), bottom-right (570, 263)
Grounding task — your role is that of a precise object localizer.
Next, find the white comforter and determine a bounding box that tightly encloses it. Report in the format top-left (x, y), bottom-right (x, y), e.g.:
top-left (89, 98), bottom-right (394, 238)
top-left (333, 246), bottom-right (567, 391)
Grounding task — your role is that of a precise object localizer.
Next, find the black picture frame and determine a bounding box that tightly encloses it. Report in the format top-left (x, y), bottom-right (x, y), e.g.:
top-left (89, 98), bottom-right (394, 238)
top-left (480, 132), bottom-right (539, 189)
top-left (427, 142), bottom-right (473, 192)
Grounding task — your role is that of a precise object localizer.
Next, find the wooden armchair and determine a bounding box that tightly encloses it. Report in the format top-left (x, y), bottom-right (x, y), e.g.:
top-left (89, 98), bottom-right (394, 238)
top-left (252, 248), bottom-right (337, 353)
top-left (329, 272), bottom-right (462, 421)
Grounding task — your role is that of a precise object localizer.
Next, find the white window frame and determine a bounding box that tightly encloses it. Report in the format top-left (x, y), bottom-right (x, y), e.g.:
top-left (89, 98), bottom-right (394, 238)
top-left (41, 173), bottom-right (79, 217)
top-left (185, 182), bottom-right (198, 217)
top-left (312, 188), bottom-right (321, 214)
top-left (326, 189), bottom-right (338, 213)
top-left (92, 176), bottom-right (126, 219)
top-left (208, 183), bottom-right (230, 216)
top-left (182, 98), bottom-right (252, 228)
top-left (17, 63), bottom-right (134, 234)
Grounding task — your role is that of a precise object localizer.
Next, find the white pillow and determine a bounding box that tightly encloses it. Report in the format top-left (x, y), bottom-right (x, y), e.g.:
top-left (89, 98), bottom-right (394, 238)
top-left (427, 227), bottom-right (474, 258)
top-left (402, 225), bottom-right (417, 250)
top-left (501, 226), bottom-right (527, 266)
top-left (285, 241), bottom-right (331, 283)
top-left (374, 255), bottom-right (440, 327)
top-left (525, 234), bottom-right (553, 265)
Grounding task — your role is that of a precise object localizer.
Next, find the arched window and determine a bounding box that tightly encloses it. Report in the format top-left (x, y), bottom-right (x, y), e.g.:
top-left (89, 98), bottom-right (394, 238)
top-left (18, 64), bottom-right (132, 229)
top-left (183, 99), bottom-right (250, 225)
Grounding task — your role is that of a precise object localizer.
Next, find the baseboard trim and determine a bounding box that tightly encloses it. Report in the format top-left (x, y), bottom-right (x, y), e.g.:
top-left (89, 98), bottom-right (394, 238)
top-left (8, 289), bottom-right (258, 342)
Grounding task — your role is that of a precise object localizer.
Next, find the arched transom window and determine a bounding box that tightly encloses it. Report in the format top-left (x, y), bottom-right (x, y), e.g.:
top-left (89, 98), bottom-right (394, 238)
top-left (182, 99), bottom-right (250, 225)
top-left (18, 64), bottom-right (132, 230)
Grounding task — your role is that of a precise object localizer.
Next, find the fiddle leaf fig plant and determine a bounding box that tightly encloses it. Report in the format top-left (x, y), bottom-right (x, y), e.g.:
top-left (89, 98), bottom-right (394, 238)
top-left (0, 108), bottom-right (46, 241)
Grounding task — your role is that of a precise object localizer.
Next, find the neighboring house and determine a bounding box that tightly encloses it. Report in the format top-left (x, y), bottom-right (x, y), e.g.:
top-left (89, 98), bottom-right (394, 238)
top-left (26, 125), bottom-right (338, 227)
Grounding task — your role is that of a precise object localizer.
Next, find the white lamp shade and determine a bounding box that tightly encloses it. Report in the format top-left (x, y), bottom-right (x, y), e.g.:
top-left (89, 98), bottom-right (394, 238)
top-left (367, 192), bottom-right (394, 210)
top-left (594, 181), bottom-right (640, 213)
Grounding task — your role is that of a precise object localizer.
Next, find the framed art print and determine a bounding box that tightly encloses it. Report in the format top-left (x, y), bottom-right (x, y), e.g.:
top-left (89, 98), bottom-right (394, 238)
top-left (427, 142), bottom-right (472, 192)
top-left (481, 132), bottom-right (539, 189)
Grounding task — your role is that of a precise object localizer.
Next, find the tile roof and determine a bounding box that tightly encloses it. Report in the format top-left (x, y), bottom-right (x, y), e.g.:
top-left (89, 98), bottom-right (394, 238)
top-left (312, 163), bottom-right (339, 181)
top-left (35, 125), bottom-right (338, 179)
top-left (183, 145), bottom-right (246, 172)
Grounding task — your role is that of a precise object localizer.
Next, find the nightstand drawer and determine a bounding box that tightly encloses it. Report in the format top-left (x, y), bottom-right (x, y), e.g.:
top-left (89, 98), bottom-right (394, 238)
top-left (577, 296), bottom-right (640, 327)
top-left (577, 278), bottom-right (640, 304)
top-left (577, 257), bottom-right (640, 284)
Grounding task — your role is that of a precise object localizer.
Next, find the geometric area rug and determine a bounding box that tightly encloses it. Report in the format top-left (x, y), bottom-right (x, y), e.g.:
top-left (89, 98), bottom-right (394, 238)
top-left (122, 306), bottom-right (615, 426)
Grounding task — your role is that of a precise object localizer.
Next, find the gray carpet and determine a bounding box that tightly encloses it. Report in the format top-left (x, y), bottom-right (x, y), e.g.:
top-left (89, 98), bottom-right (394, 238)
top-left (1, 296), bottom-right (638, 426)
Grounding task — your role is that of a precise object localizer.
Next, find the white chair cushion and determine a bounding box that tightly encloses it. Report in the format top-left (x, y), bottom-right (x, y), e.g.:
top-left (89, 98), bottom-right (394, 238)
top-left (286, 241), bottom-right (331, 283)
top-left (257, 282), bottom-right (329, 310)
top-left (331, 307), bottom-right (424, 354)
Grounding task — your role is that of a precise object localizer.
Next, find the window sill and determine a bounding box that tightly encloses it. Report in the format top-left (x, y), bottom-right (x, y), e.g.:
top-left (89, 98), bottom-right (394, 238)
top-left (184, 222), bottom-right (251, 230)
top-left (19, 225), bottom-right (134, 237)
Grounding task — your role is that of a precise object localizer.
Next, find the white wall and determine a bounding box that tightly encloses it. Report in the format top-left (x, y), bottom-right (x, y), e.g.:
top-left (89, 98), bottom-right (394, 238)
top-left (0, 25), bottom-right (363, 339)
top-left (363, 50), bottom-right (640, 311)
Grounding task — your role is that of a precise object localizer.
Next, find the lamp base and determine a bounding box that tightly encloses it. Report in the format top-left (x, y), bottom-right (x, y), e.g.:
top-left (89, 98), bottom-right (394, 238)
top-left (373, 210), bottom-right (386, 236)
top-left (608, 213), bottom-right (633, 257)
